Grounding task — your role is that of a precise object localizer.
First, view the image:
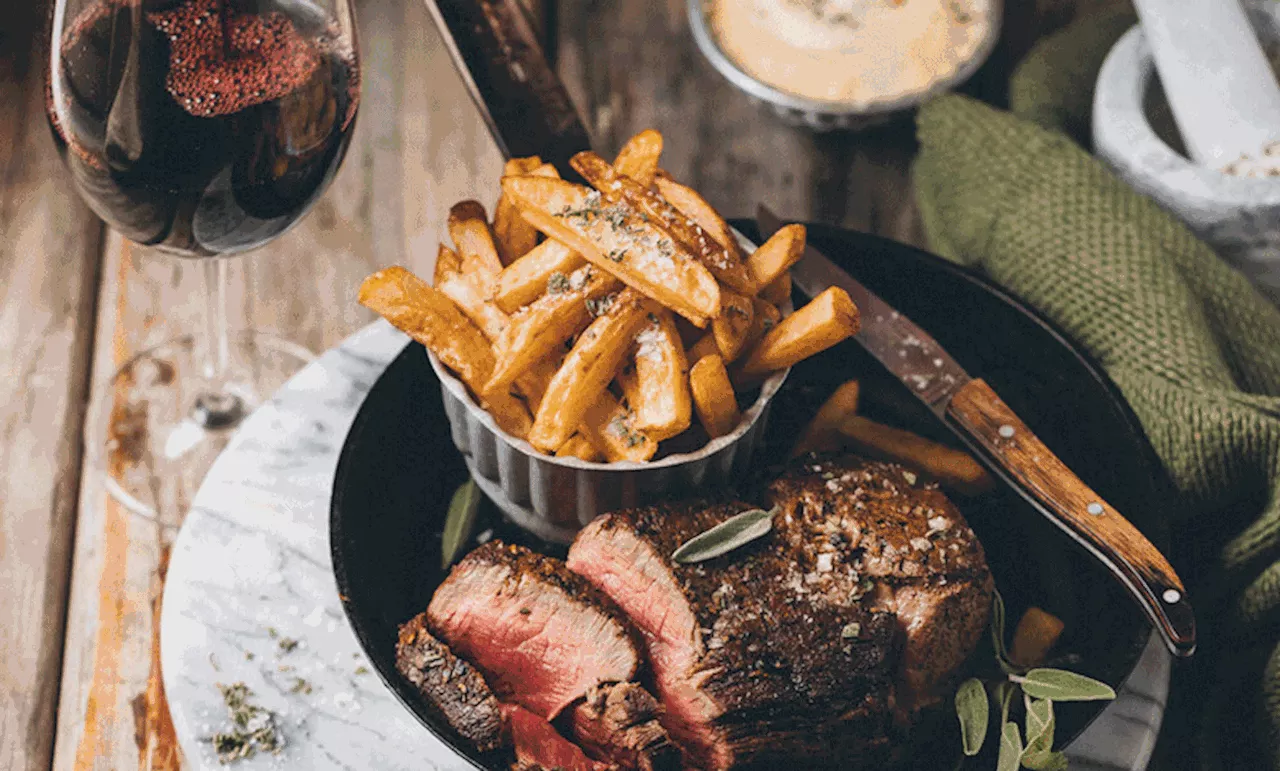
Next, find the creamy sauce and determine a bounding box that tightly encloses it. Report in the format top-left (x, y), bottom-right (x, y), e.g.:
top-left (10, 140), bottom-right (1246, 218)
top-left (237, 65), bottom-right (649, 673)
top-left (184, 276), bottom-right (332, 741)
top-left (709, 0), bottom-right (993, 105)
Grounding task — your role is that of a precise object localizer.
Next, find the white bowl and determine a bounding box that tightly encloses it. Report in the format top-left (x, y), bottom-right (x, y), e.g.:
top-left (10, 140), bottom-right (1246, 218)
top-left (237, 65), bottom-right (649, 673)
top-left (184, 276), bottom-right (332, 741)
top-left (687, 0), bottom-right (1003, 131)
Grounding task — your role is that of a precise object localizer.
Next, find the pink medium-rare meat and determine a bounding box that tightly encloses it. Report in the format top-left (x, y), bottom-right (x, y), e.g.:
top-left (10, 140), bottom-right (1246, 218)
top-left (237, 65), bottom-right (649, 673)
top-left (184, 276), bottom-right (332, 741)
top-left (567, 498), bottom-right (899, 770)
top-left (427, 540), bottom-right (643, 720)
top-left (505, 703), bottom-right (616, 771)
top-left (767, 455), bottom-right (993, 716)
top-left (571, 682), bottom-right (681, 771)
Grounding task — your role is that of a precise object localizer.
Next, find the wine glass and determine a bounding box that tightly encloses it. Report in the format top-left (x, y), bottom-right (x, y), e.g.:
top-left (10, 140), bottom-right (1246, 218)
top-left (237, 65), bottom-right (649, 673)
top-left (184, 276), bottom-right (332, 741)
top-left (47, 0), bottom-right (360, 519)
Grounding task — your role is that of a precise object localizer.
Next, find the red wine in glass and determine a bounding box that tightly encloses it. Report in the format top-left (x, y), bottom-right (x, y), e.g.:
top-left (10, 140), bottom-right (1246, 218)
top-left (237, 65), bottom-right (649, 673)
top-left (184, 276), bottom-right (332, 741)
top-left (46, 0), bottom-right (361, 520)
top-left (48, 0), bottom-right (360, 257)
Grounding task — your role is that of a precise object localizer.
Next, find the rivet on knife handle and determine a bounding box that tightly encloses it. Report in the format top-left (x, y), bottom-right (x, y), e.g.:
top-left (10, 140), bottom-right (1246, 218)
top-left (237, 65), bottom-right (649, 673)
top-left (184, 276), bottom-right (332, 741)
top-left (946, 379), bottom-right (1196, 657)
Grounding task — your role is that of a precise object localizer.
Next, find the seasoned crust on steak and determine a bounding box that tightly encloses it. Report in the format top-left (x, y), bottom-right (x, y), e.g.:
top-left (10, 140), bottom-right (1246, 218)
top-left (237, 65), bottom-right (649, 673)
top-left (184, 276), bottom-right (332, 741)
top-left (395, 613), bottom-right (506, 753)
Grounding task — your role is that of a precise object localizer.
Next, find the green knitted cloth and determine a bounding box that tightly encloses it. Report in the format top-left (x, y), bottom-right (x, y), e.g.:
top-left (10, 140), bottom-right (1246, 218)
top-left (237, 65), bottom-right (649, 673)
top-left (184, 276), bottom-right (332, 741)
top-left (913, 9), bottom-right (1280, 769)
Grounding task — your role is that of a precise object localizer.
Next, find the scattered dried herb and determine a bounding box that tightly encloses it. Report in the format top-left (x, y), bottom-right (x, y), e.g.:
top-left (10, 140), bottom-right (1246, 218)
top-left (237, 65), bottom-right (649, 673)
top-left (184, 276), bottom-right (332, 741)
top-left (277, 638), bottom-right (299, 654)
top-left (672, 507), bottom-right (776, 564)
top-left (289, 677), bottom-right (312, 695)
top-left (209, 683), bottom-right (284, 764)
top-left (547, 272), bottom-right (571, 294)
top-left (586, 294), bottom-right (617, 318)
top-left (354, 666), bottom-right (371, 676)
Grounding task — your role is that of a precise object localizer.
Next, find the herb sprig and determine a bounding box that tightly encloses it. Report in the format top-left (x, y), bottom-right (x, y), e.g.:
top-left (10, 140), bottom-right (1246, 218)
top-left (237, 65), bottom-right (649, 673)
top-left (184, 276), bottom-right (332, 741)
top-left (954, 591), bottom-right (1114, 769)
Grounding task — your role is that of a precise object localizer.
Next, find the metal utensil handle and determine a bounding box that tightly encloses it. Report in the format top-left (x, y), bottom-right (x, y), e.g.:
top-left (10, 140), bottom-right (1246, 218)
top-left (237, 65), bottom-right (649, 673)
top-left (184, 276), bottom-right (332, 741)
top-left (947, 379), bottom-right (1196, 658)
top-left (422, 0), bottom-right (593, 171)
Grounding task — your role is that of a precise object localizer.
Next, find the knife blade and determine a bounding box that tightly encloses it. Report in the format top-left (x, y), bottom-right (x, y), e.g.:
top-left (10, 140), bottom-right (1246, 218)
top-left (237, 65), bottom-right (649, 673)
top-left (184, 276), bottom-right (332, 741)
top-left (423, 0), bottom-right (592, 172)
top-left (758, 205), bottom-right (1197, 658)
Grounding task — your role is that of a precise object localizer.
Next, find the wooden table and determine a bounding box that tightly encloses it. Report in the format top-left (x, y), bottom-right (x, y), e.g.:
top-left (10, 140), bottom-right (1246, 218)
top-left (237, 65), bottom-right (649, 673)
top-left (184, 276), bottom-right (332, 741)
top-left (0, 1), bottom-right (1111, 768)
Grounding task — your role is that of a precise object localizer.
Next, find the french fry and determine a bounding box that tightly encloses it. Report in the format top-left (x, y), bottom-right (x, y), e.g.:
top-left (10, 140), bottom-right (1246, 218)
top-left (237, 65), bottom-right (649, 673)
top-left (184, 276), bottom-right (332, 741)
top-left (613, 129), bottom-right (663, 186)
top-left (740, 296), bottom-right (781, 356)
top-left (493, 158), bottom-right (558, 266)
top-left (485, 264), bottom-right (622, 398)
top-left (653, 175), bottom-right (745, 265)
top-left (690, 354), bottom-right (741, 439)
top-left (746, 224), bottom-right (805, 290)
top-left (437, 272), bottom-right (509, 342)
top-left (835, 415), bottom-right (995, 496)
top-left (711, 287), bottom-right (755, 363)
top-left (760, 271), bottom-right (792, 307)
top-left (434, 243), bottom-right (461, 286)
top-left (556, 433), bottom-right (604, 462)
top-left (359, 267), bottom-right (532, 438)
top-left (501, 175), bottom-right (720, 326)
top-left (627, 310), bottom-right (691, 440)
top-left (359, 267), bottom-right (495, 393)
top-left (572, 151), bottom-right (756, 295)
top-left (789, 379), bottom-right (861, 458)
top-left (1010, 607), bottom-right (1066, 668)
top-left (492, 239), bottom-right (586, 313)
top-left (686, 333), bottom-right (719, 364)
top-left (437, 272), bottom-right (556, 412)
top-left (580, 390), bottom-right (658, 462)
top-left (449, 201), bottom-right (504, 290)
top-left (529, 291), bottom-right (655, 453)
top-left (738, 287), bottom-right (860, 377)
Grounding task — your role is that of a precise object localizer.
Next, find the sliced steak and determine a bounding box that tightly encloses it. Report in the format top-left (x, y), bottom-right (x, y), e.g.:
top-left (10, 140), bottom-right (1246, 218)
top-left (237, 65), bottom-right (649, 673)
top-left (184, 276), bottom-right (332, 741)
top-left (428, 540), bottom-right (643, 720)
top-left (395, 613), bottom-right (506, 753)
top-left (571, 682), bottom-right (680, 771)
top-left (567, 498), bottom-right (899, 770)
top-left (768, 455), bottom-right (993, 716)
top-left (505, 704), bottom-right (616, 771)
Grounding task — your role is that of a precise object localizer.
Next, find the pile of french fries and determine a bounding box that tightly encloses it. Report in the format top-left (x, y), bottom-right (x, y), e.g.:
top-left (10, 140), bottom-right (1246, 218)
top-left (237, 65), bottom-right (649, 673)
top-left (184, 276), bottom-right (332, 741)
top-left (359, 130), bottom-right (860, 463)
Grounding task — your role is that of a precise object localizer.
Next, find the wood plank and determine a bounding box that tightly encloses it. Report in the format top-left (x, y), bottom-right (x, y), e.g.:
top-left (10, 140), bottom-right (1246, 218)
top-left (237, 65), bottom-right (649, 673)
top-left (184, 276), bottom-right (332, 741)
top-left (50, 0), bottom-right (503, 767)
top-left (0, 3), bottom-right (106, 771)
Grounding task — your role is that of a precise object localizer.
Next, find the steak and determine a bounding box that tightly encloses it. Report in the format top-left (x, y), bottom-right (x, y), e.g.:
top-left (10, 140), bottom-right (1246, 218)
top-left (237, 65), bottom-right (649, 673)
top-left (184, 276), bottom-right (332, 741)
top-left (428, 540), bottom-right (644, 720)
top-left (571, 682), bottom-right (681, 771)
top-left (767, 456), bottom-right (993, 716)
top-left (395, 613), bottom-right (506, 753)
top-left (566, 455), bottom-right (992, 769)
top-left (506, 703), bottom-right (616, 771)
top-left (567, 500), bottom-right (899, 770)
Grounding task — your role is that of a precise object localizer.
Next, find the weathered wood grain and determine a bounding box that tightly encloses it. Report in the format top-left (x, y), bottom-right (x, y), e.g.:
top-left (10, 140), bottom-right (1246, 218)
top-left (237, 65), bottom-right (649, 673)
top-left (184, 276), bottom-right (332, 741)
top-left (0, 4), bottom-right (105, 771)
top-left (50, 0), bottom-right (502, 768)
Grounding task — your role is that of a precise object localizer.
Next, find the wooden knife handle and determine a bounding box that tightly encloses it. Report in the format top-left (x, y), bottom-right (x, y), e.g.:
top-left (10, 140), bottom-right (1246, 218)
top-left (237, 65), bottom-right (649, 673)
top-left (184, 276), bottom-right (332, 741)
top-left (423, 0), bottom-right (593, 171)
top-left (947, 379), bottom-right (1196, 658)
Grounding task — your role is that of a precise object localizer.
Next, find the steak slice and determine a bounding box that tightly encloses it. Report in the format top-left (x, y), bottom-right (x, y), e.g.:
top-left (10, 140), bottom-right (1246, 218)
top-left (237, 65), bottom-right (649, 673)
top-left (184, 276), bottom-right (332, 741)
top-left (505, 704), bottom-right (616, 771)
top-left (767, 455), bottom-right (993, 716)
top-left (428, 540), bottom-right (643, 720)
top-left (395, 613), bottom-right (506, 753)
top-left (567, 499), bottom-right (899, 770)
top-left (571, 682), bottom-right (681, 771)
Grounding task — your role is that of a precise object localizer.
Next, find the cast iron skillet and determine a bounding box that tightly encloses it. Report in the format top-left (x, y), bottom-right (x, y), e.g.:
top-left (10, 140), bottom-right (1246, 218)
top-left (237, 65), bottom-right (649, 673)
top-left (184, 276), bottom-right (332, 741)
top-left (331, 221), bottom-right (1179, 769)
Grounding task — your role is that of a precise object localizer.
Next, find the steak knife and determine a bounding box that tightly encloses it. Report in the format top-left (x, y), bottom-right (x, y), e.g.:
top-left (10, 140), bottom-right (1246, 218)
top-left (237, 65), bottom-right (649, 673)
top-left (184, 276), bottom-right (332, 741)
top-left (420, 0), bottom-right (1196, 657)
top-left (758, 205), bottom-right (1196, 658)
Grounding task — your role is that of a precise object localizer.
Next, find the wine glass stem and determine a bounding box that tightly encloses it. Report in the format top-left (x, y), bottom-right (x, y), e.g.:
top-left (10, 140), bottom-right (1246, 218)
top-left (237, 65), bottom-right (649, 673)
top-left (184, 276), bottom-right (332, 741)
top-left (193, 258), bottom-right (244, 430)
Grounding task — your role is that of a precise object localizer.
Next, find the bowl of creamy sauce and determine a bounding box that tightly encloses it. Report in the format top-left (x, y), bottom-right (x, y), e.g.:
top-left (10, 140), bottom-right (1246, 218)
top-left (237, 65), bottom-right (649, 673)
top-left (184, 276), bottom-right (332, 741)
top-left (690, 0), bottom-right (999, 128)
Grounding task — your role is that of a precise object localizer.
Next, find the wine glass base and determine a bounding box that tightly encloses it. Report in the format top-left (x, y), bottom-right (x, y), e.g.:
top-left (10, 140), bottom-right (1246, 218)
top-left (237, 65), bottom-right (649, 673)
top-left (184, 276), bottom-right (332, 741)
top-left (98, 330), bottom-right (316, 524)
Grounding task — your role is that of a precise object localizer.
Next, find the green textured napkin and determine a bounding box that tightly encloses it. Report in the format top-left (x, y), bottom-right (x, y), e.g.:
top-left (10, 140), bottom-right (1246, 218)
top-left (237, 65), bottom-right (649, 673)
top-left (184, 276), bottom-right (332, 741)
top-left (914, 8), bottom-right (1280, 770)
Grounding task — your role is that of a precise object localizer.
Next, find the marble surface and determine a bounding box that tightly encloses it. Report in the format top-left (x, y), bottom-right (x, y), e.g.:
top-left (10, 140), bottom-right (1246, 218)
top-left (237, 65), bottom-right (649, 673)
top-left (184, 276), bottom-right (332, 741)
top-left (161, 320), bottom-right (1169, 770)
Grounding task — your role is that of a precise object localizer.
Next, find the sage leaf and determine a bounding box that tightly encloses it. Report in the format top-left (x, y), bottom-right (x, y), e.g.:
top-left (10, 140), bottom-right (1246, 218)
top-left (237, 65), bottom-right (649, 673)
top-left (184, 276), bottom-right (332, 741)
top-left (1022, 695), bottom-right (1054, 758)
top-left (954, 678), bottom-right (989, 756)
top-left (441, 479), bottom-right (481, 569)
top-left (1019, 668), bottom-right (1116, 702)
top-left (1021, 749), bottom-right (1068, 771)
top-left (672, 507), bottom-right (776, 564)
top-left (991, 589), bottom-right (1015, 671)
top-left (991, 680), bottom-right (1016, 725)
top-left (996, 721), bottom-right (1022, 771)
